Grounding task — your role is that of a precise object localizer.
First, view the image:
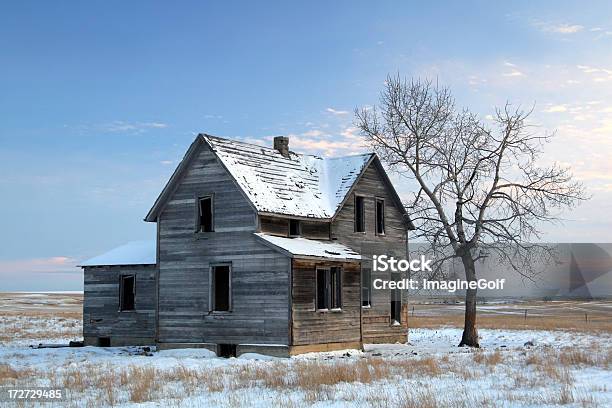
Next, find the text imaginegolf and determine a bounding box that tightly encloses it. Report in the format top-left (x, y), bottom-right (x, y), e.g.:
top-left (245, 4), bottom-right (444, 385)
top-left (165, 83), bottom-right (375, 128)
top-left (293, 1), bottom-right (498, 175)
top-left (372, 278), bottom-right (507, 293)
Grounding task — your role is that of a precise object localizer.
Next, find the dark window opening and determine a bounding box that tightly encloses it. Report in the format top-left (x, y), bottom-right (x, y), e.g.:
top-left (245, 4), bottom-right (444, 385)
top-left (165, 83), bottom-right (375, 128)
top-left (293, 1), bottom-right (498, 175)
top-left (198, 196), bottom-right (214, 232)
top-left (217, 344), bottom-right (236, 358)
top-left (289, 219), bottom-right (301, 236)
top-left (355, 196), bottom-right (365, 232)
top-left (119, 275), bottom-right (135, 311)
top-left (316, 268), bottom-right (328, 310)
top-left (391, 272), bottom-right (401, 324)
top-left (362, 267), bottom-right (372, 307)
top-left (97, 337), bottom-right (111, 347)
top-left (316, 267), bottom-right (342, 310)
top-left (376, 199), bottom-right (385, 235)
top-left (330, 267), bottom-right (342, 309)
top-left (211, 265), bottom-right (231, 312)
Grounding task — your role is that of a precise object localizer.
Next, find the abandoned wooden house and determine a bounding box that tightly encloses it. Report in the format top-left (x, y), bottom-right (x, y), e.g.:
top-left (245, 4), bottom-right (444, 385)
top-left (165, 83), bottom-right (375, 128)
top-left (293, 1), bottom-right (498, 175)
top-left (80, 134), bottom-right (415, 356)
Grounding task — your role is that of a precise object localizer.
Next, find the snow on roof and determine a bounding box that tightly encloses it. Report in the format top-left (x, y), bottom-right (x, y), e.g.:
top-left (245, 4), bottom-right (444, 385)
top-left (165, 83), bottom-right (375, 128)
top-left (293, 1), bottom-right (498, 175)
top-left (254, 233), bottom-right (362, 261)
top-left (204, 135), bottom-right (373, 218)
top-left (79, 240), bottom-right (156, 267)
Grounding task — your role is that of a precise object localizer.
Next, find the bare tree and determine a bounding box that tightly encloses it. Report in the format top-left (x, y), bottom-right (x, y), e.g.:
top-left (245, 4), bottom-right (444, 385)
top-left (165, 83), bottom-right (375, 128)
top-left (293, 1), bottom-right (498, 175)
top-left (356, 75), bottom-right (587, 347)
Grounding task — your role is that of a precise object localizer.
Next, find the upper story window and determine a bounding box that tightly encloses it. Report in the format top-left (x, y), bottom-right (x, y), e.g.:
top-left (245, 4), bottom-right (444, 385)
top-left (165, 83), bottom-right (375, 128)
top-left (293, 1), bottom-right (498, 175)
top-left (375, 198), bottom-right (385, 235)
top-left (316, 266), bottom-right (342, 310)
top-left (289, 219), bottom-right (301, 236)
top-left (119, 275), bottom-right (135, 311)
top-left (198, 196), bottom-right (214, 232)
top-left (354, 196), bottom-right (365, 233)
top-left (210, 264), bottom-right (231, 312)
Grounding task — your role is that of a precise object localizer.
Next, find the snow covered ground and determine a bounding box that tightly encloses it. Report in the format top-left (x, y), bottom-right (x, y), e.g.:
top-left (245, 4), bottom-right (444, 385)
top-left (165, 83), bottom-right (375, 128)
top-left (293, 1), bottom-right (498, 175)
top-left (0, 293), bottom-right (610, 407)
top-left (0, 328), bottom-right (610, 407)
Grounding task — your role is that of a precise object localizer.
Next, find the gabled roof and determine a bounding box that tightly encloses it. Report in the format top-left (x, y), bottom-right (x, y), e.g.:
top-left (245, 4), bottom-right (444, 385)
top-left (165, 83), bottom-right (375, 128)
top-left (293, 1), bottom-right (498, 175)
top-left (204, 135), bottom-right (372, 218)
top-left (79, 240), bottom-right (156, 267)
top-left (145, 134), bottom-right (413, 227)
top-left (254, 233), bottom-right (361, 261)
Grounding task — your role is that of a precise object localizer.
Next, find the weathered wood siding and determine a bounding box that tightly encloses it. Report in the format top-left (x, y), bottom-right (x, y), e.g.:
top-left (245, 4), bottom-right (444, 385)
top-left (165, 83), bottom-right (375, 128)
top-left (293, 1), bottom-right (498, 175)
top-left (291, 259), bottom-right (361, 346)
top-left (83, 265), bottom-right (157, 346)
top-left (157, 143), bottom-right (290, 345)
top-left (331, 162), bottom-right (408, 343)
top-left (259, 216), bottom-right (330, 239)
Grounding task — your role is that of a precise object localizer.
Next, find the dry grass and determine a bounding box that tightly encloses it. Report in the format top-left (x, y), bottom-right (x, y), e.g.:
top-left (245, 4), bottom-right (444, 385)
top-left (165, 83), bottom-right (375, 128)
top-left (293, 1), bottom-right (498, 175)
top-left (127, 366), bottom-right (157, 403)
top-left (472, 350), bottom-right (503, 366)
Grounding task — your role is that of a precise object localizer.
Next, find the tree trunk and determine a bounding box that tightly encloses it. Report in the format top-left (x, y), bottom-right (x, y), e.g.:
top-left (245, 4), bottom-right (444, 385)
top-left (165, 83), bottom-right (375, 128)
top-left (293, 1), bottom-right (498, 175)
top-left (459, 255), bottom-right (479, 347)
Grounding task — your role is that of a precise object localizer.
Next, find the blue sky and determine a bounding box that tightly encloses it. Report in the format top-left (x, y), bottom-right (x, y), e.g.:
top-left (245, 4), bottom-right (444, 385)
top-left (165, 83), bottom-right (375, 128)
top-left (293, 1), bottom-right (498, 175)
top-left (1, 1), bottom-right (612, 290)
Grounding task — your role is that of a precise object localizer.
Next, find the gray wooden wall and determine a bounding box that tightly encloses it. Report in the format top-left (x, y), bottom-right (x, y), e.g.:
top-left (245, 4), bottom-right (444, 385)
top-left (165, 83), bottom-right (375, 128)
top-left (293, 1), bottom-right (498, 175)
top-left (291, 259), bottom-right (361, 346)
top-left (83, 264), bottom-right (157, 346)
top-left (157, 143), bottom-right (290, 345)
top-left (331, 163), bottom-right (409, 342)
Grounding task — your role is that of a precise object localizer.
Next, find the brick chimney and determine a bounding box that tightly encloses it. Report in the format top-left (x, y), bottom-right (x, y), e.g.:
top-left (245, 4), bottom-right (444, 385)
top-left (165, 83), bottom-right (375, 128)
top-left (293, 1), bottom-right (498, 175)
top-left (273, 136), bottom-right (290, 158)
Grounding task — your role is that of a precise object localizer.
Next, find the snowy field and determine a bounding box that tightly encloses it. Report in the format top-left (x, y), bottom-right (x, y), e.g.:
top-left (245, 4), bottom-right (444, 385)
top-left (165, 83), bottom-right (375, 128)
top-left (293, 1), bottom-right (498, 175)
top-left (0, 293), bottom-right (610, 407)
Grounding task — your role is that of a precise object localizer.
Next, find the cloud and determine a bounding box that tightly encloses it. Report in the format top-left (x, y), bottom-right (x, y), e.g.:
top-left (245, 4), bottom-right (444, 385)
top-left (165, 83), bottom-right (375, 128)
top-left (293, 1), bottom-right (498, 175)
top-left (533, 21), bottom-right (584, 34)
top-left (0, 256), bottom-right (78, 275)
top-left (160, 160), bottom-right (173, 165)
top-left (302, 129), bottom-right (324, 137)
top-left (326, 108), bottom-right (350, 116)
top-left (502, 70), bottom-right (524, 77)
top-left (543, 105), bottom-right (568, 113)
top-left (70, 121), bottom-right (169, 135)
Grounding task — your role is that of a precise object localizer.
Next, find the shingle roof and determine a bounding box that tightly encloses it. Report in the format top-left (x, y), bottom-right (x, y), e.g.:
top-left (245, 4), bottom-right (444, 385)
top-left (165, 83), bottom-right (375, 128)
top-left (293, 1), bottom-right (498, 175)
top-left (204, 135), bottom-right (373, 218)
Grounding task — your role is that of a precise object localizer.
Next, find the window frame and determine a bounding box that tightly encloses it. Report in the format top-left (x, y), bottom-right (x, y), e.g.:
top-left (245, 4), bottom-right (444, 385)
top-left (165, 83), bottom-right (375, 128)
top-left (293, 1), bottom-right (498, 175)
top-left (209, 263), bottom-right (232, 313)
top-left (119, 274), bottom-right (136, 312)
top-left (354, 195), bottom-right (366, 233)
top-left (196, 194), bottom-right (215, 233)
top-left (375, 197), bottom-right (385, 236)
top-left (390, 272), bottom-right (402, 324)
top-left (315, 266), bottom-right (343, 311)
top-left (361, 267), bottom-right (372, 308)
top-left (289, 219), bottom-right (301, 237)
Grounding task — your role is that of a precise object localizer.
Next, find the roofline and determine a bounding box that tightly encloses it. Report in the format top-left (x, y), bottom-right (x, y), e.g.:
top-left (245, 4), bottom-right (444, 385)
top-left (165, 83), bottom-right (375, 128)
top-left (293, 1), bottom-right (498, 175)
top-left (144, 133), bottom-right (414, 229)
top-left (78, 263), bottom-right (157, 268)
top-left (144, 133), bottom-right (260, 222)
top-left (371, 156), bottom-right (416, 230)
top-left (329, 154), bottom-right (415, 230)
top-left (144, 135), bottom-right (205, 222)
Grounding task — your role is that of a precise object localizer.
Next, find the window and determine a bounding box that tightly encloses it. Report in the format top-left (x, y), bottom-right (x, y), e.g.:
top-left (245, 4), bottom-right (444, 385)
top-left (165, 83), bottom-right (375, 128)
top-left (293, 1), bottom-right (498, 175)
top-left (390, 272), bottom-right (401, 324)
top-left (211, 265), bottom-right (231, 311)
top-left (289, 219), bottom-right (300, 236)
top-left (119, 275), bottom-right (135, 311)
top-left (362, 267), bottom-right (372, 307)
top-left (376, 198), bottom-right (385, 235)
top-left (355, 196), bottom-right (365, 232)
top-left (198, 196), bottom-right (214, 232)
top-left (316, 267), bottom-right (342, 310)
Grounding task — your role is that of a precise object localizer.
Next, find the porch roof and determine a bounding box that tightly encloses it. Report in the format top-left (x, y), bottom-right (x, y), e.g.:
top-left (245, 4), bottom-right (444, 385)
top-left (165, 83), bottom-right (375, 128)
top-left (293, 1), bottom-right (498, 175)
top-left (254, 233), bottom-right (362, 261)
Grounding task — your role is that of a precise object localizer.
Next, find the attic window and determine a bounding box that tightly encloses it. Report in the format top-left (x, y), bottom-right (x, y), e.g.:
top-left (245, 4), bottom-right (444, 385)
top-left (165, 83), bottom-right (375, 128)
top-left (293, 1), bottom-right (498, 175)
top-left (376, 198), bottom-right (385, 235)
top-left (289, 219), bottom-right (300, 236)
top-left (198, 196), bottom-right (214, 232)
top-left (119, 275), bottom-right (135, 311)
top-left (355, 196), bottom-right (365, 233)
